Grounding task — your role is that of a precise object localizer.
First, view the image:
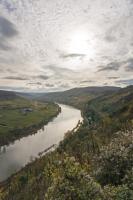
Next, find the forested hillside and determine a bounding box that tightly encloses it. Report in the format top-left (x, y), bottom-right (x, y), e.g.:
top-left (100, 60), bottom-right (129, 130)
top-left (36, 86), bottom-right (120, 109)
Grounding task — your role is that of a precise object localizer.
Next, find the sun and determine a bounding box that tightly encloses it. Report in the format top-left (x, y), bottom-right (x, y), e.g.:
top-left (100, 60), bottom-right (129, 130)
top-left (68, 29), bottom-right (93, 55)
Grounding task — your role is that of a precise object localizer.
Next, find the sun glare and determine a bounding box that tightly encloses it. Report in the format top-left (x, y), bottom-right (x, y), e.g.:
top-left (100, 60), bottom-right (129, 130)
top-left (68, 30), bottom-right (94, 55)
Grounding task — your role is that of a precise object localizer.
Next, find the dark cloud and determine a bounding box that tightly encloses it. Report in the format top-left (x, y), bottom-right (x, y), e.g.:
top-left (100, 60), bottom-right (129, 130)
top-left (124, 58), bottom-right (133, 71)
top-left (60, 53), bottom-right (86, 59)
top-left (45, 83), bottom-right (54, 87)
top-left (80, 80), bottom-right (94, 83)
top-left (27, 82), bottom-right (42, 86)
top-left (108, 76), bottom-right (119, 79)
top-left (0, 16), bottom-right (18, 37)
top-left (3, 76), bottom-right (28, 80)
top-left (98, 61), bottom-right (121, 72)
top-left (0, 16), bottom-right (18, 50)
top-left (36, 82), bottom-right (42, 85)
top-left (37, 75), bottom-right (50, 80)
top-left (99, 58), bottom-right (133, 73)
top-left (115, 79), bottom-right (133, 85)
top-left (0, 1), bottom-right (17, 13)
top-left (3, 74), bottom-right (50, 81)
top-left (104, 82), bottom-right (108, 85)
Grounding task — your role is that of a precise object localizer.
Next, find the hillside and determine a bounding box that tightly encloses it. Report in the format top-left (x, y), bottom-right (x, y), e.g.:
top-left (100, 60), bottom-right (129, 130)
top-left (0, 93), bottom-right (60, 146)
top-left (1, 85), bottom-right (133, 200)
top-left (84, 85), bottom-right (133, 130)
top-left (37, 86), bottom-right (120, 108)
top-left (0, 90), bottom-right (17, 100)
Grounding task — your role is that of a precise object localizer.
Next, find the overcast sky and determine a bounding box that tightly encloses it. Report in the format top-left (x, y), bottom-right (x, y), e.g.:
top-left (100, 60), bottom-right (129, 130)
top-left (0, 0), bottom-right (133, 92)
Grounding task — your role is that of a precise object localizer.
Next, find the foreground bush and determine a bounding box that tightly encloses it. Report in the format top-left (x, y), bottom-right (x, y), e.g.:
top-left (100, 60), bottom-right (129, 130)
top-left (45, 156), bottom-right (103, 200)
top-left (95, 130), bottom-right (133, 186)
top-left (104, 185), bottom-right (133, 200)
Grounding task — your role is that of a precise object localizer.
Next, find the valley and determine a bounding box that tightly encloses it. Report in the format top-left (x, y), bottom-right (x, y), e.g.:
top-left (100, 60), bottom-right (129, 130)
top-left (0, 91), bottom-right (60, 147)
top-left (0, 85), bottom-right (133, 200)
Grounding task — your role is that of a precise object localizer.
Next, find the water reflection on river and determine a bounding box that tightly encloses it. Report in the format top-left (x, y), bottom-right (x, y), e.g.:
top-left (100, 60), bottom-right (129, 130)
top-left (0, 104), bottom-right (82, 182)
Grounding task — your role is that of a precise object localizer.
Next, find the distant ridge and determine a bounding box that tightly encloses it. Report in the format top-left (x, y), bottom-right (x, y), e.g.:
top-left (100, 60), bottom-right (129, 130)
top-left (0, 90), bottom-right (17, 100)
top-left (39, 86), bottom-right (120, 98)
top-left (35, 86), bottom-right (121, 108)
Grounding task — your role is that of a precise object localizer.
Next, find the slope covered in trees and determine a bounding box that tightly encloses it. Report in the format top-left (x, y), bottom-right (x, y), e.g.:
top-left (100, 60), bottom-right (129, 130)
top-left (35, 86), bottom-right (120, 109)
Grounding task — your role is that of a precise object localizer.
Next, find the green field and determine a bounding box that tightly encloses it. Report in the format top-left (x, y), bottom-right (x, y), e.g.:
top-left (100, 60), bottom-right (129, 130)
top-left (0, 98), bottom-right (60, 146)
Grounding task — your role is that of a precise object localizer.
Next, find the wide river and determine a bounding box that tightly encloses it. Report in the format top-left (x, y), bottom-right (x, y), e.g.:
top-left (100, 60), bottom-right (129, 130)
top-left (0, 104), bottom-right (82, 182)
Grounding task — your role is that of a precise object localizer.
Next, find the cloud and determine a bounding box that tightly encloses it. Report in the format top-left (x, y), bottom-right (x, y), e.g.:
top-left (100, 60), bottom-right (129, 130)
top-left (104, 22), bottom-right (122, 43)
top-left (98, 61), bottom-right (121, 72)
top-left (99, 57), bottom-right (133, 73)
top-left (27, 82), bottom-right (42, 86)
top-left (37, 75), bottom-right (50, 80)
top-left (60, 83), bottom-right (69, 88)
top-left (0, 86), bottom-right (27, 91)
top-left (0, 16), bottom-right (18, 51)
top-left (43, 65), bottom-right (75, 78)
top-left (80, 80), bottom-right (95, 83)
top-left (115, 79), bottom-right (133, 85)
top-left (105, 35), bottom-right (116, 42)
top-left (0, 40), bottom-right (11, 50)
top-left (45, 83), bottom-right (54, 87)
top-left (0, 1), bottom-right (17, 13)
top-left (0, 16), bottom-right (18, 38)
top-left (108, 77), bottom-right (119, 79)
top-left (104, 29), bottom-right (117, 43)
top-left (128, 0), bottom-right (133, 4)
top-left (3, 76), bottom-right (28, 80)
top-left (60, 53), bottom-right (86, 59)
top-left (124, 58), bottom-right (133, 71)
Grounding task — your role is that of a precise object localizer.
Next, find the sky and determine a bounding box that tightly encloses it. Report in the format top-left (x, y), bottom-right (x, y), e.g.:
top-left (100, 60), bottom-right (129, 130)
top-left (0, 0), bottom-right (133, 92)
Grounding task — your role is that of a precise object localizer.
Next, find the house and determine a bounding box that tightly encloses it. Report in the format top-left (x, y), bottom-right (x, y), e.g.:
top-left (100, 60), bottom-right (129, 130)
top-left (20, 108), bottom-right (33, 114)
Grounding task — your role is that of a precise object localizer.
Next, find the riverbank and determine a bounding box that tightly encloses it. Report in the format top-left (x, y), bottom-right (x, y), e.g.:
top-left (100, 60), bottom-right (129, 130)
top-left (0, 104), bottom-right (82, 184)
top-left (0, 98), bottom-right (61, 147)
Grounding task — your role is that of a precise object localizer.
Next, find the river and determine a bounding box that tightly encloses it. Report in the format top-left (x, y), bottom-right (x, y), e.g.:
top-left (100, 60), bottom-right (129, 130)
top-left (0, 104), bottom-right (82, 182)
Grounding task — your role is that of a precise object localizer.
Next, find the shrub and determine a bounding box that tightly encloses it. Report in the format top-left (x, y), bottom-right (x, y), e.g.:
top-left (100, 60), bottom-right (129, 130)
top-left (44, 156), bottom-right (103, 200)
top-left (95, 131), bottom-right (133, 186)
